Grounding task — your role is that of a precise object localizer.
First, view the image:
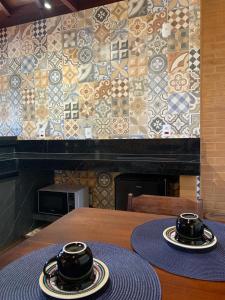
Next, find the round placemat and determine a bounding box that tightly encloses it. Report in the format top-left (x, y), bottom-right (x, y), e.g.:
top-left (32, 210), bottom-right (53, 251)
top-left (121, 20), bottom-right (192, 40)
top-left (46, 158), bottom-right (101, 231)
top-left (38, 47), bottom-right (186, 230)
top-left (0, 242), bottom-right (161, 300)
top-left (131, 218), bottom-right (225, 281)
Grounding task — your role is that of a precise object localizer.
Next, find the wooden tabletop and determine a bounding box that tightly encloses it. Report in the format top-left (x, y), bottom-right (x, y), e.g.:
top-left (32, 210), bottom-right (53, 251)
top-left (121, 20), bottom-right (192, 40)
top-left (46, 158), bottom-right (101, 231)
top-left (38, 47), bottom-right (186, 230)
top-left (0, 208), bottom-right (224, 300)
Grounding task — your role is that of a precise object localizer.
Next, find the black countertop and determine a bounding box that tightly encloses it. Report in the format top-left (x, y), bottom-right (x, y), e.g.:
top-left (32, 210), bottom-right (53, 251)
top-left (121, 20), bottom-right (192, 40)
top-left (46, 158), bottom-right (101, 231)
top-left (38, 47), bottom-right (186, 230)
top-left (0, 138), bottom-right (200, 178)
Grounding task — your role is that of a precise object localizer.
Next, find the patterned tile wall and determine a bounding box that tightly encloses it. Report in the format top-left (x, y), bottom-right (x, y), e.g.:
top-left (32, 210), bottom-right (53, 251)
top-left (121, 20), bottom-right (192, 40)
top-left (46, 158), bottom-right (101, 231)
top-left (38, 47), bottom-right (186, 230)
top-left (0, 0), bottom-right (200, 139)
top-left (55, 170), bottom-right (119, 209)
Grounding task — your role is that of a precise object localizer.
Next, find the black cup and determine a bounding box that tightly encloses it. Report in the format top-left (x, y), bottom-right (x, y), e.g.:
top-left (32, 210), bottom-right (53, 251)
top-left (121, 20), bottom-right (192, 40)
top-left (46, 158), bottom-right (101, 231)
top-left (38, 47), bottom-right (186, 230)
top-left (176, 213), bottom-right (214, 243)
top-left (43, 242), bottom-right (94, 290)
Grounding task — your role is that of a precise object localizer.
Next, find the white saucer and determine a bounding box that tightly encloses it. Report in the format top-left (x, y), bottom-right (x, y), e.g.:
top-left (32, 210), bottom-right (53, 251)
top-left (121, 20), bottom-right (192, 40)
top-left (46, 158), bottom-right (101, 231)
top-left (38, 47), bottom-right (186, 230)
top-left (39, 258), bottom-right (109, 299)
top-left (163, 226), bottom-right (217, 250)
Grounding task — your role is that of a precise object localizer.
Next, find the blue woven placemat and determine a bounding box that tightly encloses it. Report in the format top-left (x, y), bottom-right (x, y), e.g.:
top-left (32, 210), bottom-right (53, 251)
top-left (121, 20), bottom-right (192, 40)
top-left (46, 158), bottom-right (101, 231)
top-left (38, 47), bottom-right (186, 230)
top-left (131, 218), bottom-right (225, 281)
top-left (0, 241), bottom-right (161, 300)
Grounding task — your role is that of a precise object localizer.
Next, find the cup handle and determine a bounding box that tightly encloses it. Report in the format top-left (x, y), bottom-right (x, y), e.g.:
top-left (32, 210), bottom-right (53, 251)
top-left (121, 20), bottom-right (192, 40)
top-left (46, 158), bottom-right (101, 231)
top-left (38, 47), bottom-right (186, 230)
top-left (203, 225), bottom-right (214, 242)
top-left (43, 256), bottom-right (58, 278)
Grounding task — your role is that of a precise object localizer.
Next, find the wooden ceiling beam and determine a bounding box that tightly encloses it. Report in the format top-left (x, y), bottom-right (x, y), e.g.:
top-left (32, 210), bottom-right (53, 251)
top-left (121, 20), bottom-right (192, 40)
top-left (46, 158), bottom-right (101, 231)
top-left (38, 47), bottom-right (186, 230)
top-left (34, 0), bottom-right (44, 9)
top-left (0, 0), bottom-right (12, 17)
top-left (59, 0), bottom-right (78, 12)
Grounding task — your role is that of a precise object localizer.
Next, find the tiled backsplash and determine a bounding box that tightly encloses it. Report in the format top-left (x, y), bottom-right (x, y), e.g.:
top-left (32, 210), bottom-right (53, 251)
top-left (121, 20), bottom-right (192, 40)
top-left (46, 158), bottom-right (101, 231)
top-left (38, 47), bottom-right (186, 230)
top-left (0, 0), bottom-right (200, 139)
top-left (55, 170), bottom-right (119, 209)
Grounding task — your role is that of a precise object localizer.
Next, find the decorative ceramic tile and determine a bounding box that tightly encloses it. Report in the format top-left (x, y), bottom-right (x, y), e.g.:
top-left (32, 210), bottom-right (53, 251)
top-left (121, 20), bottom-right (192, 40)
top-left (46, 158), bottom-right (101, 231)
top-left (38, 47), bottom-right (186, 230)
top-left (148, 54), bottom-right (167, 74)
top-left (129, 113), bottom-right (148, 137)
top-left (129, 37), bottom-right (146, 57)
top-left (147, 0), bottom-right (168, 13)
top-left (129, 17), bottom-right (147, 37)
top-left (8, 40), bottom-right (21, 58)
top-left (94, 43), bottom-right (111, 62)
top-left (165, 112), bottom-right (190, 136)
top-left (95, 80), bottom-right (111, 100)
top-left (49, 101), bottom-right (64, 122)
top-left (94, 25), bottom-right (110, 44)
top-left (128, 0), bottom-right (147, 18)
top-left (0, 59), bottom-right (8, 75)
top-left (0, 28), bottom-right (8, 45)
top-left (63, 31), bottom-right (77, 48)
top-left (111, 1), bottom-right (128, 29)
top-left (112, 117), bottom-right (129, 136)
top-left (21, 88), bottom-right (35, 105)
top-left (33, 19), bottom-right (47, 38)
top-left (79, 83), bottom-right (95, 100)
top-left (47, 16), bottom-right (62, 34)
top-left (47, 32), bottom-right (63, 52)
top-left (168, 28), bottom-right (189, 52)
top-left (20, 73), bottom-right (34, 90)
top-left (79, 99), bottom-right (95, 118)
top-left (63, 65), bottom-right (78, 85)
top-left (35, 102), bottom-right (49, 121)
top-left (111, 30), bottom-right (128, 60)
top-left (168, 92), bottom-right (189, 113)
top-left (0, 0), bottom-right (200, 140)
top-left (48, 119), bottom-right (64, 139)
top-left (148, 115), bottom-right (165, 136)
top-left (189, 48), bottom-right (200, 74)
top-left (48, 51), bottom-right (63, 69)
top-left (77, 28), bottom-right (93, 48)
top-left (147, 34), bottom-right (167, 56)
top-left (95, 62), bottom-right (111, 81)
top-left (93, 6), bottom-right (111, 29)
top-left (9, 74), bottom-right (22, 90)
top-left (49, 69), bottom-right (63, 85)
top-left (148, 92), bottom-right (168, 117)
top-left (62, 13), bottom-right (77, 31)
top-left (111, 59), bottom-right (128, 79)
top-left (168, 51), bottom-right (188, 73)
top-left (94, 118), bottom-right (111, 139)
top-left (168, 7), bottom-right (189, 30)
top-left (21, 55), bottom-right (38, 74)
top-left (169, 72), bottom-right (189, 93)
top-left (63, 48), bottom-right (78, 66)
top-left (0, 75), bottom-right (8, 91)
top-left (112, 98), bottom-right (129, 117)
top-left (128, 56), bottom-right (148, 77)
top-left (95, 99), bottom-right (111, 118)
top-left (149, 72), bottom-right (168, 97)
top-left (78, 47), bottom-right (93, 64)
top-left (168, 0), bottom-right (189, 10)
top-left (34, 70), bottom-right (48, 88)
top-left (189, 70), bottom-right (200, 96)
top-left (77, 9), bottom-right (93, 29)
top-left (190, 113), bottom-right (200, 137)
top-left (64, 119), bottom-right (79, 138)
top-left (129, 76), bottom-right (148, 96)
top-left (22, 121), bottom-right (37, 139)
top-left (23, 104), bottom-right (35, 121)
top-left (78, 63), bottom-right (95, 82)
top-left (48, 84), bottom-right (64, 105)
top-left (34, 36), bottom-right (47, 59)
top-left (111, 78), bottom-right (129, 98)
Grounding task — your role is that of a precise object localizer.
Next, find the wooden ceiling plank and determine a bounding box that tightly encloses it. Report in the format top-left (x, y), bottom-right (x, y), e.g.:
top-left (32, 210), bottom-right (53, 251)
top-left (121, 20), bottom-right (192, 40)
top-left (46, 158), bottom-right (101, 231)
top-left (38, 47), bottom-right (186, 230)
top-left (0, 0), bottom-right (12, 17)
top-left (59, 0), bottom-right (78, 12)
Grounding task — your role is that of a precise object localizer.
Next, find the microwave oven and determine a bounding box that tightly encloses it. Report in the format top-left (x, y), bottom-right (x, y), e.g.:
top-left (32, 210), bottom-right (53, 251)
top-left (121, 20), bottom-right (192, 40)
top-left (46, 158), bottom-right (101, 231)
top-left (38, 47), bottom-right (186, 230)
top-left (37, 184), bottom-right (89, 216)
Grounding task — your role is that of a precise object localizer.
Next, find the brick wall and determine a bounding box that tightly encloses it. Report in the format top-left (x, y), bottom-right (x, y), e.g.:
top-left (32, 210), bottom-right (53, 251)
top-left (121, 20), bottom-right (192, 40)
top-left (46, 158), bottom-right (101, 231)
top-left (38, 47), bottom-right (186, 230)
top-left (201, 0), bottom-right (225, 214)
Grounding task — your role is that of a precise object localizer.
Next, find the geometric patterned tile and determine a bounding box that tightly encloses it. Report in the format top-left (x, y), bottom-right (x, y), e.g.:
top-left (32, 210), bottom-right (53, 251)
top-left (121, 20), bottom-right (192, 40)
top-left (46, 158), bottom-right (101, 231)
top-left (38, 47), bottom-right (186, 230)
top-left (168, 7), bottom-right (189, 30)
top-left (168, 28), bottom-right (189, 52)
top-left (189, 48), bottom-right (200, 74)
top-left (168, 0), bottom-right (189, 10)
top-left (168, 92), bottom-right (190, 113)
top-left (112, 98), bottom-right (129, 117)
top-left (169, 71), bottom-right (189, 93)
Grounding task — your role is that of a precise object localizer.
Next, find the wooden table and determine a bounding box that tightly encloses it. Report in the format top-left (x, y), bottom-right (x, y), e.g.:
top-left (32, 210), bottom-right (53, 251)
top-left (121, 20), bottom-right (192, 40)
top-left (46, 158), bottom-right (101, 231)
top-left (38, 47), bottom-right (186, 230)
top-left (0, 208), bottom-right (224, 300)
